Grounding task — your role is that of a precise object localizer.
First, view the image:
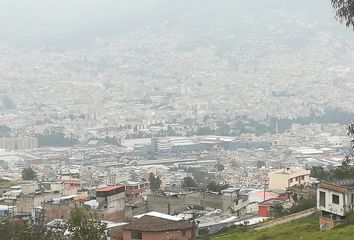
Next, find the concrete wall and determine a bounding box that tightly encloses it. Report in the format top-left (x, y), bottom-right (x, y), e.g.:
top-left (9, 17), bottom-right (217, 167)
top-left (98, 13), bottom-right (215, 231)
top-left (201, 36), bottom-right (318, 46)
top-left (21, 184), bottom-right (38, 194)
top-left (146, 195), bottom-right (186, 215)
top-left (147, 192), bottom-right (237, 214)
top-left (101, 209), bottom-right (125, 222)
top-left (185, 192), bottom-right (201, 207)
top-left (44, 203), bottom-right (73, 223)
top-left (201, 194), bottom-right (224, 210)
top-left (123, 229), bottom-right (193, 240)
top-left (125, 205), bottom-right (148, 220)
top-left (45, 203), bottom-right (126, 223)
top-left (245, 202), bottom-right (259, 214)
top-left (108, 225), bottom-right (125, 240)
top-left (97, 192), bottom-right (125, 214)
top-left (16, 192), bottom-right (63, 214)
top-left (201, 193), bottom-right (236, 212)
top-left (319, 216), bottom-right (335, 230)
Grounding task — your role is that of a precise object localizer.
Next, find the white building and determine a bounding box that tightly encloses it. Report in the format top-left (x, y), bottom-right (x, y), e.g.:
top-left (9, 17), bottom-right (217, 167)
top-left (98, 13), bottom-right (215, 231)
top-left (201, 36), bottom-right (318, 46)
top-left (317, 180), bottom-right (354, 230)
top-left (268, 168), bottom-right (310, 191)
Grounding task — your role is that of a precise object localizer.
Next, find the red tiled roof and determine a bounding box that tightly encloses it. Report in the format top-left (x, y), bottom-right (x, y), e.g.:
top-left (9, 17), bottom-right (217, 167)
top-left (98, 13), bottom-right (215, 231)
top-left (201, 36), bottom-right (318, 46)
top-left (96, 185), bottom-right (123, 192)
top-left (124, 215), bottom-right (193, 232)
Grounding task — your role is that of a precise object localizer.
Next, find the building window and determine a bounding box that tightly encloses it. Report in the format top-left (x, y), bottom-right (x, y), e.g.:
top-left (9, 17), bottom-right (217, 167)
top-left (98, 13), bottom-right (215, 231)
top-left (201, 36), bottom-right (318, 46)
top-left (301, 176), bottom-right (305, 180)
top-left (182, 230), bottom-right (186, 237)
top-left (332, 194), bottom-right (340, 205)
top-left (131, 231), bottom-right (142, 240)
top-left (319, 191), bottom-right (326, 207)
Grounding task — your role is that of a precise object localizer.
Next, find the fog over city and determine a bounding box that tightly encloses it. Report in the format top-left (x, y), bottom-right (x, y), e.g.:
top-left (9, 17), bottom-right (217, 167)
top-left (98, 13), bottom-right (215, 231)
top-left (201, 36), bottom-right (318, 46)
top-left (1, 1), bottom-right (354, 239)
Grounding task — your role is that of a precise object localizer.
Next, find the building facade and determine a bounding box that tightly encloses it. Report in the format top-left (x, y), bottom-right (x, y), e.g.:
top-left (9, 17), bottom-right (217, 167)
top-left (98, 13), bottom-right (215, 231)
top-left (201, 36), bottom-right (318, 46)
top-left (317, 180), bottom-right (354, 230)
top-left (268, 168), bottom-right (310, 191)
top-left (123, 214), bottom-right (194, 240)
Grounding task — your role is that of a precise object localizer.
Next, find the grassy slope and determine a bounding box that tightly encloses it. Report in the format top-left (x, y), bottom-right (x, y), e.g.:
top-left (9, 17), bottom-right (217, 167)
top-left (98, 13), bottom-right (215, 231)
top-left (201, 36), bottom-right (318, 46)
top-left (0, 180), bottom-right (17, 189)
top-left (210, 215), bottom-right (354, 240)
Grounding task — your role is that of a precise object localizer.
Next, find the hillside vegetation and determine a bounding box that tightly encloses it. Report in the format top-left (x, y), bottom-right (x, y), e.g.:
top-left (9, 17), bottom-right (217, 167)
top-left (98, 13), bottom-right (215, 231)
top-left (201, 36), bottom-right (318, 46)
top-left (207, 215), bottom-right (354, 240)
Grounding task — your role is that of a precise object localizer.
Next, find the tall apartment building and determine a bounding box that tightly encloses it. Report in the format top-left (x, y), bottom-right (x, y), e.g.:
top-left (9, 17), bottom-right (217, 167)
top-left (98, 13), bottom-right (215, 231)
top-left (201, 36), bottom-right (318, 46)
top-left (0, 137), bottom-right (38, 150)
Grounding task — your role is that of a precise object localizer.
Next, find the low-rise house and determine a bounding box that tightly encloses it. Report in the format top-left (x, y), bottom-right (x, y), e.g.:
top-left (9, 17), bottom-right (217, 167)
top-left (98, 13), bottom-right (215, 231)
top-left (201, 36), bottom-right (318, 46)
top-left (317, 180), bottom-right (354, 230)
top-left (123, 212), bottom-right (195, 240)
top-left (44, 185), bottom-right (126, 223)
top-left (268, 168), bottom-right (310, 191)
top-left (125, 181), bottom-right (149, 207)
top-left (0, 205), bottom-right (14, 218)
top-left (95, 185), bottom-right (126, 222)
top-left (258, 198), bottom-right (286, 217)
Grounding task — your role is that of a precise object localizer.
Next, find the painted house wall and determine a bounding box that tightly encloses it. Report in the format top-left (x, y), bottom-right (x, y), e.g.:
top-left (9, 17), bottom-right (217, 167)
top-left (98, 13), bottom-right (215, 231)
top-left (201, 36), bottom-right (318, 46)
top-left (123, 229), bottom-right (193, 240)
top-left (258, 205), bottom-right (269, 217)
top-left (317, 187), bottom-right (348, 217)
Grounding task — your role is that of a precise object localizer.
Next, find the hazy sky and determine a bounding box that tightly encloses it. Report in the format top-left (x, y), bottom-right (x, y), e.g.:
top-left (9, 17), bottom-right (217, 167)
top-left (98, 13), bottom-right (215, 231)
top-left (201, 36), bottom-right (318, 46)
top-left (0, 0), bottom-right (348, 49)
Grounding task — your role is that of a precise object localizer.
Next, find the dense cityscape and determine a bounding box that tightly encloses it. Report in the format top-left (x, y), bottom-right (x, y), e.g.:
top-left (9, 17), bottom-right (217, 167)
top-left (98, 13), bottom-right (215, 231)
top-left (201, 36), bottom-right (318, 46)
top-left (1, 0), bottom-right (354, 239)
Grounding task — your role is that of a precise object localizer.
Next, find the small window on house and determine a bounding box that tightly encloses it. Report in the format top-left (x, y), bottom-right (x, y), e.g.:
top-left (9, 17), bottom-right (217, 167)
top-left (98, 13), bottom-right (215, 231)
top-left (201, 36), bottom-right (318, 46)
top-left (332, 194), bottom-right (340, 205)
top-left (301, 176), bottom-right (305, 180)
top-left (131, 231), bottom-right (142, 240)
top-left (320, 191), bottom-right (326, 207)
top-left (182, 230), bottom-right (186, 237)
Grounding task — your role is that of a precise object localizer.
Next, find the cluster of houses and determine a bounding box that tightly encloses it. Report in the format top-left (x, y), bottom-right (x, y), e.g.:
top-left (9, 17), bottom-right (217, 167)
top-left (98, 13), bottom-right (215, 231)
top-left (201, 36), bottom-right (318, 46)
top-left (0, 165), bottom-right (353, 239)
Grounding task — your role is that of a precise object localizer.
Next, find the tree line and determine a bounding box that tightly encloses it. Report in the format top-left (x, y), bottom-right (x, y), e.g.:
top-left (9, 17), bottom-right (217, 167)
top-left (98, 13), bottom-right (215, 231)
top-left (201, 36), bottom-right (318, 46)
top-left (0, 205), bottom-right (107, 240)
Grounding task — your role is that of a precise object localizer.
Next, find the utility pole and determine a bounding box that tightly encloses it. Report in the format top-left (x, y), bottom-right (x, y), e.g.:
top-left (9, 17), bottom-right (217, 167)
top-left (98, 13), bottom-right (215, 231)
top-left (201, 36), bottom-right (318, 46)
top-left (263, 178), bottom-right (269, 201)
top-left (190, 210), bottom-right (199, 239)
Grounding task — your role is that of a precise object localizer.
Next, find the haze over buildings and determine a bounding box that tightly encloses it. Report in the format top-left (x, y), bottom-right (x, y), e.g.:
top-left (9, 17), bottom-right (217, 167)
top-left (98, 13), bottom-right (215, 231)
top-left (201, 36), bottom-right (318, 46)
top-left (0, 0), bottom-right (354, 239)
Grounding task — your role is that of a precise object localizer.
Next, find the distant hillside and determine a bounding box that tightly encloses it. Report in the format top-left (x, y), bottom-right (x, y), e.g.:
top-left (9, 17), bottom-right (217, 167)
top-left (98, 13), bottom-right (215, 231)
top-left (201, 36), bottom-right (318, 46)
top-left (205, 215), bottom-right (354, 240)
top-left (0, 0), bottom-right (350, 50)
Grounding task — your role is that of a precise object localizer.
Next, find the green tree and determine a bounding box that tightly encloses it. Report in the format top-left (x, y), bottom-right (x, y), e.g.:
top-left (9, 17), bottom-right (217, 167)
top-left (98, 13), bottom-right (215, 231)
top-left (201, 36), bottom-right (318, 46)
top-left (207, 181), bottom-right (230, 193)
top-left (256, 160), bottom-right (266, 169)
top-left (166, 126), bottom-right (177, 136)
top-left (215, 124), bottom-right (230, 136)
top-left (0, 219), bottom-right (61, 240)
top-left (38, 132), bottom-right (79, 147)
top-left (67, 204), bottom-right (107, 240)
top-left (182, 176), bottom-right (198, 188)
top-left (103, 136), bottom-right (120, 146)
top-left (215, 163), bottom-right (225, 172)
top-left (332, 0), bottom-right (354, 29)
top-left (0, 205), bottom-right (107, 240)
top-left (22, 167), bottom-right (37, 181)
top-left (288, 197), bottom-right (316, 214)
top-left (272, 204), bottom-right (286, 218)
top-left (149, 172), bottom-right (161, 191)
top-left (310, 166), bottom-right (328, 180)
top-left (196, 127), bottom-right (214, 136)
top-left (330, 163), bottom-right (354, 180)
top-left (185, 168), bottom-right (209, 187)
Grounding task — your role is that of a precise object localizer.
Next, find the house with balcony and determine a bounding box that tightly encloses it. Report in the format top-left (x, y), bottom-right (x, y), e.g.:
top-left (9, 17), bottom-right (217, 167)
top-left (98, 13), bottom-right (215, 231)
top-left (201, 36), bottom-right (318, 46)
top-left (268, 168), bottom-right (310, 191)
